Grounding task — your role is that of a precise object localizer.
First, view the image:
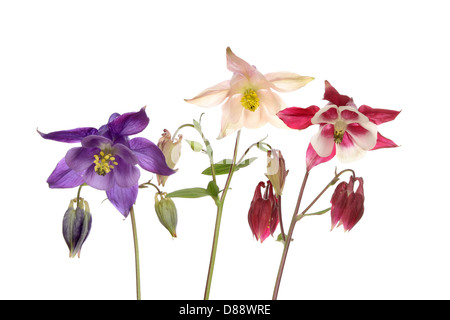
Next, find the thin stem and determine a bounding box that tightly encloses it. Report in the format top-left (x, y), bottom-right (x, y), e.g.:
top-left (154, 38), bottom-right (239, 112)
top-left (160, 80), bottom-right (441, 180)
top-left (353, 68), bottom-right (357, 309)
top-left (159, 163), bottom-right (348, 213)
top-left (272, 171), bottom-right (309, 300)
top-left (204, 130), bottom-right (241, 300)
top-left (172, 123), bottom-right (195, 139)
top-left (272, 168), bottom-right (356, 299)
top-left (139, 180), bottom-right (162, 194)
top-left (76, 184), bottom-right (84, 207)
top-left (129, 206), bottom-right (141, 300)
top-left (277, 196), bottom-right (286, 242)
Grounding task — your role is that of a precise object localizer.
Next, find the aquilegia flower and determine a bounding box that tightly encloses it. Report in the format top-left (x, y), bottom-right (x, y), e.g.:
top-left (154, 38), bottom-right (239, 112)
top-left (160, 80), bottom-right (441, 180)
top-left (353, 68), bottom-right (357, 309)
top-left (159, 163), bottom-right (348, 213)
top-left (185, 47), bottom-right (314, 139)
top-left (277, 81), bottom-right (400, 170)
top-left (330, 175), bottom-right (364, 232)
top-left (248, 180), bottom-right (279, 243)
top-left (39, 107), bottom-right (175, 217)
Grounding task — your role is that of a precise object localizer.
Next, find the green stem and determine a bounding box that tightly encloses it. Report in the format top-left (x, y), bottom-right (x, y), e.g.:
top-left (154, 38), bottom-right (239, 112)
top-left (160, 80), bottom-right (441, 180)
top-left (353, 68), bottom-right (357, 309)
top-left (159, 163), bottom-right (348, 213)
top-left (76, 184), bottom-right (85, 208)
top-left (129, 206), bottom-right (141, 300)
top-left (204, 130), bottom-right (241, 300)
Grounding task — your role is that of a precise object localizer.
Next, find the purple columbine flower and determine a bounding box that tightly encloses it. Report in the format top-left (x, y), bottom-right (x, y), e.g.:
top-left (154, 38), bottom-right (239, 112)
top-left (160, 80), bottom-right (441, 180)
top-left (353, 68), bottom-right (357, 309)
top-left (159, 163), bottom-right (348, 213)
top-left (38, 107), bottom-right (175, 217)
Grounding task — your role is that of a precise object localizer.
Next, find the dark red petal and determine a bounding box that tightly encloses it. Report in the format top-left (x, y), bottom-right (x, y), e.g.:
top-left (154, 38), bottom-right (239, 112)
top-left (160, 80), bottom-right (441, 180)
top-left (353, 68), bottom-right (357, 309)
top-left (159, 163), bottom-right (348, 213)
top-left (358, 105), bottom-right (401, 125)
top-left (305, 143), bottom-right (336, 171)
top-left (323, 80), bottom-right (351, 106)
top-left (371, 132), bottom-right (399, 150)
top-left (277, 106), bottom-right (320, 129)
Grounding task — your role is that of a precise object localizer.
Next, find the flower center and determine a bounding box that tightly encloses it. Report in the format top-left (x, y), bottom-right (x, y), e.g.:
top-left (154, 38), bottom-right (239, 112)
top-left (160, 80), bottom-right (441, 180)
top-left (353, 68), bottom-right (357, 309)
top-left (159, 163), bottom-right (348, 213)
top-left (93, 151), bottom-right (118, 176)
top-left (333, 120), bottom-right (347, 144)
top-left (240, 89), bottom-right (260, 112)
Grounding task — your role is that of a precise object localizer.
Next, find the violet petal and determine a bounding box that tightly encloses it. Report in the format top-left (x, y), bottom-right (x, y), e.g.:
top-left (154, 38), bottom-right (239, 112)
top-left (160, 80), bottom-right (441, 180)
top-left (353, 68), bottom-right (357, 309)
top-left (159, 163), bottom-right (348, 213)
top-left (47, 157), bottom-right (84, 188)
top-left (129, 137), bottom-right (176, 176)
top-left (108, 107), bottom-right (149, 141)
top-left (38, 127), bottom-right (98, 143)
top-left (113, 156), bottom-right (141, 188)
top-left (106, 183), bottom-right (138, 217)
top-left (65, 147), bottom-right (99, 173)
top-left (83, 165), bottom-right (115, 190)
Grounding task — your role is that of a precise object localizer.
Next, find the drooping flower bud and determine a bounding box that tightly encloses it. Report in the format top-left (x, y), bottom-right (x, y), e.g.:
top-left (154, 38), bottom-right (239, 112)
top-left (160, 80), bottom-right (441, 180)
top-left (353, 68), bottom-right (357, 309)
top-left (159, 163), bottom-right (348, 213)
top-left (154, 193), bottom-right (178, 238)
top-left (248, 181), bottom-right (279, 243)
top-left (157, 129), bottom-right (182, 186)
top-left (266, 149), bottom-right (289, 197)
top-left (62, 198), bottom-right (92, 258)
top-left (330, 176), bottom-right (364, 232)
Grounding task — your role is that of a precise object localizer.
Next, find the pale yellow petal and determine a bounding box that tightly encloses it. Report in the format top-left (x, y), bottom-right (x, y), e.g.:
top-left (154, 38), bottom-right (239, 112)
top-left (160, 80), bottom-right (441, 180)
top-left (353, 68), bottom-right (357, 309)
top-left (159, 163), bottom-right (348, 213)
top-left (265, 72), bottom-right (314, 92)
top-left (185, 79), bottom-right (230, 107)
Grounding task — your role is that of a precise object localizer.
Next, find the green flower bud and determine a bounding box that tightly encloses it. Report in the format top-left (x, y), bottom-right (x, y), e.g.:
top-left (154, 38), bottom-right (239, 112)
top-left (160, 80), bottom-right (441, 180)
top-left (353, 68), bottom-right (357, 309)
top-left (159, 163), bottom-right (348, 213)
top-left (62, 198), bottom-right (92, 258)
top-left (154, 193), bottom-right (178, 238)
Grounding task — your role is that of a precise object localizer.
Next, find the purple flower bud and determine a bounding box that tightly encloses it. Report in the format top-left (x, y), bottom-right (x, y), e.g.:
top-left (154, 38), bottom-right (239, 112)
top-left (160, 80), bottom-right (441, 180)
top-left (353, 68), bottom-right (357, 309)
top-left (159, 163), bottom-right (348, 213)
top-left (62, 199), bottom-right (92, 258)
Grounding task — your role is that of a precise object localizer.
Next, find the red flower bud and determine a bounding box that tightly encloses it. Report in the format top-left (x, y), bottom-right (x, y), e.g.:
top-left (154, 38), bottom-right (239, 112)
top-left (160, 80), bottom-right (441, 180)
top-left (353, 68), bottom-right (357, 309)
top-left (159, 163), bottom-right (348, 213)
top-left (248, 181), bottom-right (280, 242)
top-left (330, 176), bottom-right (364, 232)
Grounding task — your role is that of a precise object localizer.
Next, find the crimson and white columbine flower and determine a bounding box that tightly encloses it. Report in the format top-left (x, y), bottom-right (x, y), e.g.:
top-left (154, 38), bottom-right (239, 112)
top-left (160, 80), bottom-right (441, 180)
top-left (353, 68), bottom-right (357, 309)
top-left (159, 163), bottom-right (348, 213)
top-left (185, 47), bottom-right (314, 139)
top-left (277, 81), bottom-right (400, 170)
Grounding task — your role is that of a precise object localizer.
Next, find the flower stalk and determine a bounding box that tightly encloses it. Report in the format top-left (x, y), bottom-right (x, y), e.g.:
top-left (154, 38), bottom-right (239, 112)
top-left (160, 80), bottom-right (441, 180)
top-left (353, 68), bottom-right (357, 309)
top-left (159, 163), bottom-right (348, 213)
top-left (129, 206), bottom-right (141, 300)
top-left (272, 168), bottom-right (355, 300)
top-left (204, 130), bottom-right (241, 300)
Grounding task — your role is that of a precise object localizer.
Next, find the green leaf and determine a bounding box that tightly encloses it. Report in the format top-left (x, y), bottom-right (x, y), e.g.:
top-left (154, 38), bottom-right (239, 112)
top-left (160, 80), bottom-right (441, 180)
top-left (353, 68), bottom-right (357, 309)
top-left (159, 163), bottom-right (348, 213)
top-left (185, 139), bottom-right (203, 152)
top-left (206, 180), bottom-right (219, 198)
top-left (166, 188), bottom-right (210, 199)
top-left (201, 157), bottom-right (258, 175)
top-left (193, 119), bottom-right (201, 131)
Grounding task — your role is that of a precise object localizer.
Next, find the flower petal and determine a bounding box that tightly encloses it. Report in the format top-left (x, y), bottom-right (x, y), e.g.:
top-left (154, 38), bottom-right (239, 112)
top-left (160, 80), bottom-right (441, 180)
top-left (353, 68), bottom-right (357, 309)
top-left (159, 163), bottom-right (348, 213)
top-left (265, 72), bottom-right (314, 92)
top-left (47, 157), bottom-right (84, 188)
top-left (83, 165), bottom-right (115, 190)
top-left (345, 121), bottom-right (378, 151)
top-left (129, 137), bottom-right (176, 175)
top-left (37, 127), bottom-right (98, 143)
top-left (65, 146), bottom-right (99, 173)
top-left (311, 104), bottom-right (339, 124)
top-left (217, 94), bottom-right (245, 139)
top-left (336, 133), bottom-right (367, 163)
top-left (310, 124), bottom-right (336, 157)
top-left (371, 132), bottom-right (399, 150)
top-left (257, 89), bottom-right (286, 116)
top-left (358, 105), bottom-right (401, 125)
top-left (81, 135), bottom-right (112, 149)
top-left (184, 79), bottom-right (231, 107)
top-left (113, 143), bottom-right (139, 165)
top-left (277, 106), bottom-right (320, 130)
top-left (243, 108), bottom-right (266, 129)
top-left (113, 156), bottom-right (141, 188)
top-left (106, 184), bottom-right (138, 218)
top-left (323, 80), bottom-right (352, 106)
top-left (226, 47), bottom-right (255, 77)
top-left (108, 107), bottom-right (149, 140)
top-left (305, 142), bottom-right (336, 171)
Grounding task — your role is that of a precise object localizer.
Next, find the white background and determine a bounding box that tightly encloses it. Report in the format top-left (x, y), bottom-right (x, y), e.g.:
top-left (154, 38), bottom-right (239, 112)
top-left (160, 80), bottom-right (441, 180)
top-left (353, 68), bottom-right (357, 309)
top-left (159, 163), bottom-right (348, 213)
top-left (1, 0), bottom-right (449, 300)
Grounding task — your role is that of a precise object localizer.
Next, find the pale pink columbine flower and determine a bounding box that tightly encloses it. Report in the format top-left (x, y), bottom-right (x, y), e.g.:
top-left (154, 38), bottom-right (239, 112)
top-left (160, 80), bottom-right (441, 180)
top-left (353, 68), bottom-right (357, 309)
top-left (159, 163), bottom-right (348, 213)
top-left (185, 47), bottom-right (314, 139)
top-left (278, 81), bottom-right (400, 170)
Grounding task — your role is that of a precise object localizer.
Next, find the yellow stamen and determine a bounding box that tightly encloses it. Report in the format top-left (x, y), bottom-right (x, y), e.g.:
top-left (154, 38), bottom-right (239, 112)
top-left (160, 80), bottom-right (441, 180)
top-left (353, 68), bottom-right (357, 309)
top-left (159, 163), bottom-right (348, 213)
top-left (333, 120), bottom-right (347, 144)
top-left (93, 151), bottom-right (117, 176)
top-left (240, 88), bottom-right (260, 112)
